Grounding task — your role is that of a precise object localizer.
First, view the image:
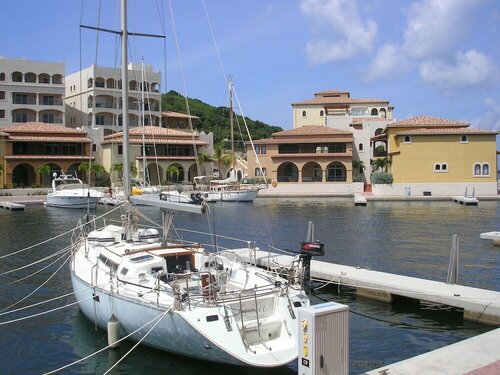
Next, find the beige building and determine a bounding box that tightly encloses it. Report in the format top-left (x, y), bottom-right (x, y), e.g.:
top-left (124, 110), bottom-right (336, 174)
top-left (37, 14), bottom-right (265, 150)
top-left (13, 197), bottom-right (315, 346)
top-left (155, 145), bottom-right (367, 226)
top-left (101, 126), bottom-right (211, 185)
top-left (0, 58), bottom-right (65, 127)
top-left (0, 122), bottom-right (92, 188)
top-left (247, 126), bottom-right (357, 195)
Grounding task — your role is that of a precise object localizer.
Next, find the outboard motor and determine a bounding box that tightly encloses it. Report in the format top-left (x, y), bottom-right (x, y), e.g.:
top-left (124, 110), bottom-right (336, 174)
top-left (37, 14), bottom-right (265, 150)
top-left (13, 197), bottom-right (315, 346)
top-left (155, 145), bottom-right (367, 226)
top-left (299, 241), bottom-right (324, 294)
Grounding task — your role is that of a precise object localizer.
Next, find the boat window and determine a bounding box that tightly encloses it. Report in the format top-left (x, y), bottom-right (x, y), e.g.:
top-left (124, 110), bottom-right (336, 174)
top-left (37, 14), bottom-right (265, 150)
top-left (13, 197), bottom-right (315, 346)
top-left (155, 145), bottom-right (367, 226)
top-left (98, 254), bottom-right (118, 271)
top-left (130, 254), bottom-right (154, 263)
top-left (120, 267), bottom-right (129, 275)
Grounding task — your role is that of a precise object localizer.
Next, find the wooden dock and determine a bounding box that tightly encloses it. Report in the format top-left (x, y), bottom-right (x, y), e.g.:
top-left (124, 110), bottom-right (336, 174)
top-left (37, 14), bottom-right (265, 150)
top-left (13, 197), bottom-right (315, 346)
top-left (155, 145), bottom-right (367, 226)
top-left (232, 249), bottom-right (500, 326)
top-left (0, 202), bottom-right (25, 211)
top-left (452, 196), bottom-right (479, 205)
top-left (354, 193), bottom-right (367, 206)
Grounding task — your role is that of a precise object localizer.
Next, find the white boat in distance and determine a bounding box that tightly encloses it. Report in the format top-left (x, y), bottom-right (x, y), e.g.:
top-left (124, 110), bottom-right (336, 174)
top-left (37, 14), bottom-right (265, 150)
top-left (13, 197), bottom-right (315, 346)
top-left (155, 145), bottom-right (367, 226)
top-left (45, 172), bottom-right (103, 209)
top-left (195, 171), bottom-right (260, 203)
top-left (70, 0), bottom-right (323, 368)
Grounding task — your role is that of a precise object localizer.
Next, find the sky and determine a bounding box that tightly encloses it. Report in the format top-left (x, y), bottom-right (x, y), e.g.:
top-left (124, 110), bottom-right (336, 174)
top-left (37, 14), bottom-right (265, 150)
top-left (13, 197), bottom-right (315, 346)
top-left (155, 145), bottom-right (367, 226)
top-left (1, 0), bottom-right (499, 138)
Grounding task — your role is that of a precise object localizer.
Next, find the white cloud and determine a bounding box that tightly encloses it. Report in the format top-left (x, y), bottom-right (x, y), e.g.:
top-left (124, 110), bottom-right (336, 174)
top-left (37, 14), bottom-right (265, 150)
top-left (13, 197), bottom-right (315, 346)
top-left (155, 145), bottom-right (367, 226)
top-left (300, 0), bottom-right (377, 63)
top-left (365, 43), bottom-right (410, 81)
top-left (402, 0), bottom-right (483, 60)
top-left (419, 49), bottom-right (496, 89)
top-left (470, 98), bottom-right (500, 130)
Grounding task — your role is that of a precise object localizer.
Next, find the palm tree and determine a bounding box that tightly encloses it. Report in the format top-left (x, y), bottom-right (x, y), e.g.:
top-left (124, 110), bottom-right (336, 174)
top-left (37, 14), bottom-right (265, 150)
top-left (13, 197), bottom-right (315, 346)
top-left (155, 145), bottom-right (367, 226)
top-left (371, 157), bottom-right (391, 173)
top-left (111, 162), bottom-right (138, 182)
top-left (212, 143), bottom-right (232, 179)
top-left (197, 152), bottom-right (214, 176)
top-left (166, 165), bottom-right (180, 183)
top-left (79, 162), bottom-right (106, 185)
top-left (35, 164), bottom-right (51, 186)
top-left (352, 160), bottom-right (365, 179)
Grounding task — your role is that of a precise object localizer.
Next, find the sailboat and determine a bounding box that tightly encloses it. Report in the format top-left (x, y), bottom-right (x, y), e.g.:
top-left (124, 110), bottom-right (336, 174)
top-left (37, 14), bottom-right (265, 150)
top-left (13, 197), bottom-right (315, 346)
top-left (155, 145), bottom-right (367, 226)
top-left (70, 0), bottom-right (324, 368)
top-left (199, 80), bottom-right (261, 203)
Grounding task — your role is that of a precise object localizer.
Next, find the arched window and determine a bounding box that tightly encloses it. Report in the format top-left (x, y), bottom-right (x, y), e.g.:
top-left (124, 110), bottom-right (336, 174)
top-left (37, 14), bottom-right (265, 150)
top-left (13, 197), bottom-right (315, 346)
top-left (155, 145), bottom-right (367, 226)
top-left (482, 164), bottom-right (490, 176)
top-left (359, 143), bottom-right (364, 151)
top-left (434, 164), bottom-right (441, 171)
top-left (277, 162), bottom-right (298, 182)
top-left (442, 163), bottom-right (447, 171)
top-left (320, 110), bottom-right (324, 116)
top-left (404, 136), bottom-right (411, 144)
top-left (255, 168), bottom-right (261, 176)
top-left (474, 164), bottom-right (481, 176)
top-left (326, 162), bottom-right (346, 182)
top-left (371, 108), bottom-right (378, 116)
top-left (302, 110), bottom-right (306, 117)
top-left (0, 73), bottom-right (5, 81)
top-left (374, 128), bottom-right (384, 136)
top-left (461, 135), bottom-right (468, 143)
top-left (262, 167), bottom-right (267, 176)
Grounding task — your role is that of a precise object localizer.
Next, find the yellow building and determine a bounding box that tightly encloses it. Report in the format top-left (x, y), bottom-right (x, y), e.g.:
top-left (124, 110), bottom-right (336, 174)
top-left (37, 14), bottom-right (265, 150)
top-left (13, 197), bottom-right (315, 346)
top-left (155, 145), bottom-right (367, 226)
top-left (1, 122), bottom-right (93, 188)
top-left (247, 126), bottom-right (357, 195)
top-left (372, 116), bottom-right (499, 196)
top-left (101, 126), bottom-right (210, 185)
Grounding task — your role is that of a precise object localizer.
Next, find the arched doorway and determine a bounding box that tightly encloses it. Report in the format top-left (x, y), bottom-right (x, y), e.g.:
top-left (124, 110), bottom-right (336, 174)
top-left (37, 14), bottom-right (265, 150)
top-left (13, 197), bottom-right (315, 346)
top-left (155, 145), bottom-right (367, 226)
top-left (326, 162), bottom-right (347, 182)
top-left (302, 162), bottom-right (322, 182)
top-left (67, 163), bottom-right (81, 179)
top-left (166, 164), bottom-right (184, 183)
top-left (188, 163), bottom-right (198, 183)
top-left (12, 164), bottom-right (35, 187)
top-left (42, 163), bottom-right (62, 186)
top-left (277, 162), bottom-right (298, 182)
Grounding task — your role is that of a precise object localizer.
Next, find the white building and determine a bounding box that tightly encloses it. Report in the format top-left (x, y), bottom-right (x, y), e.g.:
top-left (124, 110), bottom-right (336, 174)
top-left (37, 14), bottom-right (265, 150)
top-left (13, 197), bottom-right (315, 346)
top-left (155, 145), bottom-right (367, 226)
top-left (0, 58), bottom-right (65, 128)
top-left (65, 63), bottom-right (162, 158)
top-left (292, 90), bottom-right (394, 182)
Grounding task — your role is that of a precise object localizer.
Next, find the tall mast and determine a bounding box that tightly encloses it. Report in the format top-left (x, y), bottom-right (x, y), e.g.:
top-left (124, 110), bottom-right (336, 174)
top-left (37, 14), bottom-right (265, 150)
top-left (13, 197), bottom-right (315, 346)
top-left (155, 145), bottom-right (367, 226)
top-left (229, 79), bottom-right (235, 170)
top-left (141, 58), bottom-right (147, 186)
top-left (121, 0), bottom-right (130, 199)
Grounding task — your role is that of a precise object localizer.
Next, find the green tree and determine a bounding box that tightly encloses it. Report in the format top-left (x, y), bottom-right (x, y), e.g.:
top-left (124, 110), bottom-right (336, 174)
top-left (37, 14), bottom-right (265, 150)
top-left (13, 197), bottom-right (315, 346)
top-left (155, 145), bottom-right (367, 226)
top-left (197, 152), bottom-right (214, 176)
top-left (166, 165), bottom-right (180, 183)
top-left (35, 164), bottom-right (51, 186)
top-left (352, 160), bottom-right (365, 179)
top-left (79, 162), bottom-right (106, 185)
top-left (111, 163), bottom-right (137, 182)
top-left (371, 157), bottom-right (391, 172)
top-left (212, 144), bottom-right (232, 179)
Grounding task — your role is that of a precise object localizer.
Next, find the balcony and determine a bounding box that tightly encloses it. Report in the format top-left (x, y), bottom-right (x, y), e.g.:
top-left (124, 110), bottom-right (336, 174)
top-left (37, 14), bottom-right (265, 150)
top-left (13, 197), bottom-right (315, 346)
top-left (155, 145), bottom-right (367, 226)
top-left (13, 98), bottom-right (37, 105)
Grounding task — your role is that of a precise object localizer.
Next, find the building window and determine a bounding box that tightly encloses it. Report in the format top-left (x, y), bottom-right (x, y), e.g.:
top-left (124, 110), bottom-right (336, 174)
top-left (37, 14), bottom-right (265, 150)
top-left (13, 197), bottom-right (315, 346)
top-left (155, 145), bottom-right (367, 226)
top-left (177, 121), bottom-right (185, 129)
top-left (92, 144), bottom-right (97, 152)
top-left (473, 163), bottom-right (490, 176)
top-left (0, 110), bottom-right (5, 119)
top-left (359, 143), bottom-right (364, 151)
top-left (320, 110), bottom-right (324, 116)
top-left (42, 96), bottom-right (54, 105)
top-left (403, 136), bottom-right (411, 144)
top-left (0, 73), bottom-right (5, 81)
top-left (255, 145), bottom-right (260, 154)
top-left (42, 113), bottom-right (54, 123)
top-left (14, 112), bottom-right (27, 122)
top-left (118, 145), bottom-right (123, 155)
top-left (460, 135), bottom-right (468, 143)
top-left (302, 110), bottom-right (306, 117)
top-left (371, 108), bottom-right (379, 116)
top-left (434, 163), bottom-right (448, 172)
top-left (261, 145), bottom-right (266, 154)
top-left (95, 115), bottom-right (105, 125)
top-left (262, 167), bottom-right (267, 176)
top-left (0, 91), bottom-right (5, 100)
top-left (255, 168), bottom-right (261, 176)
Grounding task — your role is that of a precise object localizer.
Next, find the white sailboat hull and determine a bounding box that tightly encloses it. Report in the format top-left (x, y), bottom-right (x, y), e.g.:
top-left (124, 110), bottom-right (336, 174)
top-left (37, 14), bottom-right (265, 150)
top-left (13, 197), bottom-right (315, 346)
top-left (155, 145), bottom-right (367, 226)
top-left (202, 189), bottom-right (258, 202)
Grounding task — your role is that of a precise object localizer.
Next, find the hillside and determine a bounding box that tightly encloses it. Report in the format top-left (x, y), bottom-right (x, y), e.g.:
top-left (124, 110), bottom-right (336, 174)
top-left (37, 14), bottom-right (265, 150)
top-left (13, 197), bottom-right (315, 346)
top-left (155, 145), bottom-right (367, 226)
top-left (162, 90), bottom-right (282, 146)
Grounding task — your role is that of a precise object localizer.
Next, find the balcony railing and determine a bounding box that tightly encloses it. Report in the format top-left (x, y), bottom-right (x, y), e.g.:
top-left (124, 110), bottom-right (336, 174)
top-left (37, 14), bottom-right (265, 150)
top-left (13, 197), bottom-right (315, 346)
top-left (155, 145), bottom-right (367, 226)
top-left (13, 99), bottom-right (37, 105)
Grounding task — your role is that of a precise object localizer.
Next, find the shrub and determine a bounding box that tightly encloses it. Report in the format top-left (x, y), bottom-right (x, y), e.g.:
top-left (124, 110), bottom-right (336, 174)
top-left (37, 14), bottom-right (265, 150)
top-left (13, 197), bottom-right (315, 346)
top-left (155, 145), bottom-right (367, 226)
top-left (371, 171), bottom-right (393, 184)
top-left (353, 176), bottom-right (364, 183)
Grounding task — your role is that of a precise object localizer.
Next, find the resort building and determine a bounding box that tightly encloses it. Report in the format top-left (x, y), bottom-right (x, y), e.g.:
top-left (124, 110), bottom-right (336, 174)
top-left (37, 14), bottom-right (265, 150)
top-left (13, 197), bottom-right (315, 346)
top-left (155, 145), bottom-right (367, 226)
top-left (101, 126), bottom-right (212, 185)
top-left (247, 125), bottom-right (356, 195)
top-left (372, 116), bottom-right (499, 196)
top-left (291, 90), bottom-right (394, 181)
top-left (161, 111), bottom-right (200, 130)
top-left (64, 63), bottom-right (162, 159)
top-left (0, 58), bottom-right (65, 128)
top-left (0, 122), bottom-right (93, 188)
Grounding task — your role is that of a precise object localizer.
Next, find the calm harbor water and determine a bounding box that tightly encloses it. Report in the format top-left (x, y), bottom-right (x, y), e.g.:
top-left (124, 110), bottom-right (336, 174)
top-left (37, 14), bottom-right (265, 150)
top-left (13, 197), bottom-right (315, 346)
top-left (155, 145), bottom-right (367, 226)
top-left (0, 198), bottom-right (498, 374)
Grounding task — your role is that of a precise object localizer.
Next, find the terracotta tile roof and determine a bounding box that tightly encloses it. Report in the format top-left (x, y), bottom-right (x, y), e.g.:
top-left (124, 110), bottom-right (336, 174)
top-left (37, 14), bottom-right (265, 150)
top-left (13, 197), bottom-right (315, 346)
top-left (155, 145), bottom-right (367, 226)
top-left (387, 115), bottom-right (469, 128)
top-left (271, 152), bottom-right (352, 158)
top-left (104, 138), bottom-right (207, 145)
top-left (4, 155), bottom-right (94, 160)
top-left (134, 156), bottom-right (197, 160)
top-left (252, 137), bottom-right (353, 145)
top-left (273, 125), bottom-right (352, 137)
top-left (352, 117), bottom-right (391, 123)
top-left (7, 136), bottom-right (91, 142)
top-left (162, 111), bottom-right (200, 120)
top-left (0, 131), bottom-right (9, 137)
top-left (292, 96), bottom-right (388, 106)
top-left (103, 126), bottom-right (197, 140)
top-left (3, 122), bottom-right (88, 134)
top-left (396, 128), bottom-right (499, 136)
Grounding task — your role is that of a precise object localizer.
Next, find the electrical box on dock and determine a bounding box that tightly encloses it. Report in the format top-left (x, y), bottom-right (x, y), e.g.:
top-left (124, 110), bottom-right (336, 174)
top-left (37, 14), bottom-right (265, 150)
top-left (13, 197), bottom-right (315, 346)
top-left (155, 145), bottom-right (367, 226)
top-left (298, 302), bottom-right (349, 375)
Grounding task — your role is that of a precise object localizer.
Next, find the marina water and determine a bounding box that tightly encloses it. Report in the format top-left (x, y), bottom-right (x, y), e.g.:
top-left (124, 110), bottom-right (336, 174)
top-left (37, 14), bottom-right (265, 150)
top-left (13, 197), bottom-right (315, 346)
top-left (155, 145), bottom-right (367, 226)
top-left (0, 198), bottom-right (498, 374)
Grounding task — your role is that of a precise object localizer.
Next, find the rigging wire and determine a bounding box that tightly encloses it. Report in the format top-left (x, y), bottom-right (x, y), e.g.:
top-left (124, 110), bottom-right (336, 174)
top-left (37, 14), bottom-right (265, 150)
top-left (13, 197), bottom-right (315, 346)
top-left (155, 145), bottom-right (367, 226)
top-left (43, 309), bottom-right (169, 375)
top-left (0, 245), bottom-right (70, 277)
top-left (0, 205), bottom-right (121, 260)
top-left (0, 253), bottom-right (72, 313)
top-left (103, 309), bottom-right (169, 374)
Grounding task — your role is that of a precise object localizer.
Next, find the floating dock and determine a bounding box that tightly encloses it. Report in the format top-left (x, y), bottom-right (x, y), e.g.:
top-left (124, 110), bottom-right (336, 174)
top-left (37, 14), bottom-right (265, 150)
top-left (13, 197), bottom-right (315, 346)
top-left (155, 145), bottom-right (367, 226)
top-left (0, 202), bottom-right (25, 211)
top-left (480, 231), bottom-right (500, 246)
top-left (364, 328), bottom-right (500, 375)
top-left (452, 196), bottom-right (478, 205)
top-left (232, 249), bottom-right (500, 326)
top-left (354, 193), bottom-right (367, 206)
